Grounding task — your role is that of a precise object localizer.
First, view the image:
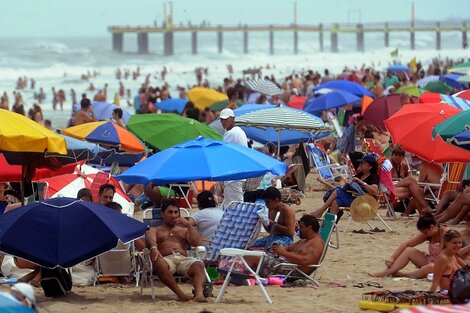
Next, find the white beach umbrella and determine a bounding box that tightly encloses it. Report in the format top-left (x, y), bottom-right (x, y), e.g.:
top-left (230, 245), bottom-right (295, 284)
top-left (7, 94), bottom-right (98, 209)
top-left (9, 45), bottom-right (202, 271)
top-left (245, 79), bottom-right (282, 96)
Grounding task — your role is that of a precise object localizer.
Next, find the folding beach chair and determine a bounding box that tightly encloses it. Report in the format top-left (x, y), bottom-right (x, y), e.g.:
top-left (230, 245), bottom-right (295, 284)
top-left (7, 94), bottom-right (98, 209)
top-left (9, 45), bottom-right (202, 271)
top-left (273, 213), bottom-right (337, 286)
top-left (93, 241), bottom-right (142, 286)
top-left (307, 143), bottom-right (350, 184)
top-left (166, 183), bottom-right (194, 209)
top-left (142, 207), bottom-right (190, 228)
top-left (419, 162), bottom-right (466, 205)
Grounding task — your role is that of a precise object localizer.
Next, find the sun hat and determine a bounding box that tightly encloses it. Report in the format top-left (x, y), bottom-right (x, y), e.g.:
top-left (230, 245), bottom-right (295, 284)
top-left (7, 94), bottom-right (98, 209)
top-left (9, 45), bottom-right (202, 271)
top-left (349, 194), bottom-right (379, 222)
top-left (219, 108), bottom-right (235, 120)
top-left (11, 282), bottom-right (36, 307)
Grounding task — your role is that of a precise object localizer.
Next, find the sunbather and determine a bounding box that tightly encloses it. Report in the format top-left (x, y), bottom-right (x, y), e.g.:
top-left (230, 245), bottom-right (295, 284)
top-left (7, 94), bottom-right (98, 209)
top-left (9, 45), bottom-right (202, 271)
top-left (429, 230), bottom-right (466, 292)
top-left (145, 198), bottom-right (206, 302)
top-left (246, 215), bottom-right (324, 277)
top-left (251, 187), bottom-right (296, 249)
top-left (436, 186), bottom-right (470, 224)
top-left (434, 179), bottom-right (470, 217)
top-left (369, 213), bottom-right (446, 278)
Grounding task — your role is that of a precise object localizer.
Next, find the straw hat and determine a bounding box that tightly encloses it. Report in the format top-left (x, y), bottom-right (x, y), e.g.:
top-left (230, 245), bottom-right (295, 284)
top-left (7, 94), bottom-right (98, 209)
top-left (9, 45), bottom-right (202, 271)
top-left (349, 195), bottom-right (379, 222)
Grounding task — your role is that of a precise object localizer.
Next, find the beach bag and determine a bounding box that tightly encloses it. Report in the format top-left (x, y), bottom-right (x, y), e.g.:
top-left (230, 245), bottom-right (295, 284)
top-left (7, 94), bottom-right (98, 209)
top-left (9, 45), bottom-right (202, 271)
top-left (450, 265), bottom-right (470, 304)
top-left (40, 267), bottom-right (72, 297)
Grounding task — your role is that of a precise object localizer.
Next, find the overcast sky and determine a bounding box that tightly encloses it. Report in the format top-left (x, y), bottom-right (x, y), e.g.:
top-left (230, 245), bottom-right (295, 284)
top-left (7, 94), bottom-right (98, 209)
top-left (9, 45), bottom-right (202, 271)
top-left (1, 0), bottom-right (468, 37)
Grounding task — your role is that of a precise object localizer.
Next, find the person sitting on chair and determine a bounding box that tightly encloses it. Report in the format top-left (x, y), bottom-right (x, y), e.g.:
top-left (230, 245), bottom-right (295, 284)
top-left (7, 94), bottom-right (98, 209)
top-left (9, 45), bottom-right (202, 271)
top-left (246, 215), bottom-right (324, 277)
top-left (251, 187), bottom-right (296, 249)
top-left (389, 145), bottom-right (409, 180)
top-left (311, 154), bottom-right (379, 219)
top-left (145, 198), bottom-right (206, 302)
top-left (188, 191), bottom-right (224, 247)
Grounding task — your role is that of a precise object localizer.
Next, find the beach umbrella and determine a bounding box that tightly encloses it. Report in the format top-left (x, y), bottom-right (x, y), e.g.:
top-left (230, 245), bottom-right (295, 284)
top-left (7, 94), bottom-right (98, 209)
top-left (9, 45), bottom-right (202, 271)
top-left (432, 110), bottom-right (470, 141)
top-left (155, 98), bottom-right (187, 114)
top-left (394, 85), bottom-right (423, 97)
top-left (303, 89), bottom-right (360, 113)
top-left (440, 74), bottom-right (466, 89)
top-left (0, 109), bottom-right (67, 203)
top-left (240, 127), bottom-right (317, 145)
top-left (423, 81), bottom-right (453, 94)
top-left (61, 121), bottom-right (145, 153)
top-left (416, 75), bottom-right (439, 88)
top-left (287, 96), bottom-right (307, 109)
top-left (360, 95), bottom-right (374, 115)
top-left (0, 197), bottom-right (146, 268)
top-left (396, 304), bottom-right (470, 313)
top-left (457, 75), bottom-right (470, 83)
top-left (454, 89), bottom-right (470, 101)
top-left (384, 103), bottom-right (470, 163)
top-left (117, 136), bottom-right (288, 185)
top-left (419, 92), bottom-right (470, 110)
top-left (73, 102), bottom-right (131, 124)
top-left (448, 130), bottom-right (470, 151)
top-left (187, 87), bottom-right (228, 110)
top-left (0, 293), bottom-right (36, 313)
top-left (245, 79), bottom-right (282, 96)
top-left (209, 99), bottom-right (244, 112)
top-left (311, 80), bottom-right (374, 97)
top-left (448, 61), bottom-right (470, 75)
top-left (385, 64), bottom-right (410, 72)
top-left (362, 94), bottom-right (418, 130)
top-left (126, 113), bottom-right (223, 151)
top-left (44, 134), bottom-right (110, 164)
top-left (39, 164), bottom-right (134, 216)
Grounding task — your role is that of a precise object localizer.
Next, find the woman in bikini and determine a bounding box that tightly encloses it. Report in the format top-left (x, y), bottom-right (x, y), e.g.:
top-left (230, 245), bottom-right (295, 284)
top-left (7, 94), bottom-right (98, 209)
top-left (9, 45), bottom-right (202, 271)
top-left (370, 213), bottom-right (446, 278)
top-left (430, 230), bottom-right (466, 292)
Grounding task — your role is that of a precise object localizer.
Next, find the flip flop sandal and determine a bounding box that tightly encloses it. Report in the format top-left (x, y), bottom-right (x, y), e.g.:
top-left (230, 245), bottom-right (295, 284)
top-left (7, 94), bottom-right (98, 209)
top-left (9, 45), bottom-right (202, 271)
top-left (352, 229), bottom-right (371, 234)
top-left (371, 227), bottom-right (386, 233)
top-left (365, 281), bottom-right (383, 288)
top-left (353, 283), bottom-right (365, 288)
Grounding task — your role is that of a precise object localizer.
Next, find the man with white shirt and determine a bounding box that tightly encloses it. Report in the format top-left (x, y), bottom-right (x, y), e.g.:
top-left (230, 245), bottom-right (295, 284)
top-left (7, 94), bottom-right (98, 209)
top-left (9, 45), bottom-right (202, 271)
top-left (219, 108), bottom-right (248, 207)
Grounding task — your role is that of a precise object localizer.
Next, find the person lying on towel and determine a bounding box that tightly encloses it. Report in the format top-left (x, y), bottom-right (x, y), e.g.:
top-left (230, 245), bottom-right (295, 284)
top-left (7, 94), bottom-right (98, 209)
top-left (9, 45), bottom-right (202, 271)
top-left (246, 215), bottom-right (324, 277)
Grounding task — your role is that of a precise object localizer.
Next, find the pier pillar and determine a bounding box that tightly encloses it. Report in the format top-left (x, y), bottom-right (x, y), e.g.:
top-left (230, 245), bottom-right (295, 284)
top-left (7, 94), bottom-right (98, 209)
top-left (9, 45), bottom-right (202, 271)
top-left (331, 23), bottom-right (339, 53)
top-left (112, 33), bottom-right (123, 52)
top-left (293, 29), bottom-right (298, 54)
top-left (243, 26), bottom-right (248, 54)
top-left (410, 24), bottom-right (415, 50)
top-left (463, 22), bottom-right (468, 48)
top-left (217, 27), bottom-right (223, 53)
top-left (384, 23), bottom-right (389, 47)
top-left (319, 23), bottom-right (324, 52)
top-left (137, 33), bottom-right (149, 54)
top-left (164, 31), bottom-right (174, 56)
top-left (356, 23), bottom-right (364, 52)
top-left (269, 26), bottom-right (274, 55)
top-left (191, 31), bottom-right (198, 55)
top-left (436, 22), bottom-right (441, 50)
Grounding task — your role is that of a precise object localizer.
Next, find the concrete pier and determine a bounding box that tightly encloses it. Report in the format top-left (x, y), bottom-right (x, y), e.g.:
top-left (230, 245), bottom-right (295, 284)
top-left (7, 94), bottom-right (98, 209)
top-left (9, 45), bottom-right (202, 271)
top-left (436, 22), bottom-right (441, 50)
top-left (137, 33), bottom-right (149, 54)
top-left (164, 31), bottom-right (174, 55)
top-left (331, 23), bottom-right (339, 53)
top-left (293, 29), bottom-right (298, 54)
top-left (384, 23), bottom-right (389, 47)
top-left (463, 22), bottom-right (468, 48)
top-left (410, 24), bottom-right (415, 50)
top-left (191, 31), bottom-right (197, 55)
top-left (112, 33), bottom-right (123, 52)
top-left (269, 26), bottom-right (274, 55)
top-left (217, 27), bottom-right (223, 53)
top-left (319, 23), bottom-right (324, 52)
top-left (356, 24), bottom-right (364, 52)
top-left (243, 26), bottom-right (248, 54)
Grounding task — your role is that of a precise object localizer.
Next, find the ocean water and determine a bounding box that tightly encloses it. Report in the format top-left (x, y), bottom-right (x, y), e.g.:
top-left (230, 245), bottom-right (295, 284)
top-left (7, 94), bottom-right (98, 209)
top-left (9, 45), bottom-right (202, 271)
top-left (0, 31), bottom-right (467, 128)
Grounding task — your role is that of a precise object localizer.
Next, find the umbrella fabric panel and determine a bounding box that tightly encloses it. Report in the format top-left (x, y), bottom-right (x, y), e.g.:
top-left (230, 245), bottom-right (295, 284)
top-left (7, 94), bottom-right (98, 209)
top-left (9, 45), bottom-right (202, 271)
top-left (432, 110), bottom-right (470, 141)
top-left (453, 90), bottom-right (470, 101)
top-left (449, 130), bottom-right (470, 151)
top-left (386, 64), bottom-right (410, 72)
top-left (245, 79), bottom-right (282, 96)
top-left (0, 109), bottom-right (66, 154)
top-left (440, 95), bottom-right (470, 111)
top-left (117, 137), bottom-right (288, 185)
top-left (187, 87), bottom-right (228, 110)
top-left (233, 104), bottom-right (276, 116)
top-left (304, 90), bottom-right (360, 112)
top-left (156, 98), bottom-right (187, 114)
top-left (311, 80), bottom-right (374, 97)
top-left (240, 126), bottom-right (312, 145)
top-left (0, 198), bottom-right (146, 268)
top-left (92, 102), bottom-right (131, 123)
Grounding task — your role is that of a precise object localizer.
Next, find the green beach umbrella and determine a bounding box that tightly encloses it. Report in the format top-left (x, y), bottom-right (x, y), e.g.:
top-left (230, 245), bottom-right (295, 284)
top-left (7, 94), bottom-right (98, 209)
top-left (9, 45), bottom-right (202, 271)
top-left (395, 85), bottom-right (423, 98)
top-left (423, 81), bottom-right (452, 94)
top-left (210, 99), bottom-right (244, 112)
top-left (432, 110), bottom-right (470, 141)
top-left (448, 61), bottom-right (470, 75)
top-left (126, 113), bottom-right (223, 151)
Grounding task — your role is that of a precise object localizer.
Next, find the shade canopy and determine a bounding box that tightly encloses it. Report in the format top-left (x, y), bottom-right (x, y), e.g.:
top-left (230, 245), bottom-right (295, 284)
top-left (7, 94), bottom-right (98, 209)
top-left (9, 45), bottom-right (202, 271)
top-left (117, 137), bottom-right (288, 185)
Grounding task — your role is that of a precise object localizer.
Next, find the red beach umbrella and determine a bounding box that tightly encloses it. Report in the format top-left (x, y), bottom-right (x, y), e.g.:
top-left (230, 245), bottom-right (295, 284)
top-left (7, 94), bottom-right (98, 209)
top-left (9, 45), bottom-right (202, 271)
top-left (287, 96), bottom-right (307, 110)
top-left (362, 94), bottom-right (418, 130)
top-left (384, 103), bottom-right (470, 163)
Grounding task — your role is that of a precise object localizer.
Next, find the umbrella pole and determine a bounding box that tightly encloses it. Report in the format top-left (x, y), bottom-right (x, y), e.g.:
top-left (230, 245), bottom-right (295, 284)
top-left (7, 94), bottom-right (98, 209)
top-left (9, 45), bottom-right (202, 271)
top-left (202, 180), bottom-right (206, 191)
top-left (277, 130), bottom-right (281, 158)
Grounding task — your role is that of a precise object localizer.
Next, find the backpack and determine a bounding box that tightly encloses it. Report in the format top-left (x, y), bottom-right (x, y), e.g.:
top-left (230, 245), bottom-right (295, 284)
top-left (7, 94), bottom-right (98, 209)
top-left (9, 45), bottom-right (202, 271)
top-left (40, 267), bottom-right (72, 297)
top-left (450, 265), bottom-right (470, 304)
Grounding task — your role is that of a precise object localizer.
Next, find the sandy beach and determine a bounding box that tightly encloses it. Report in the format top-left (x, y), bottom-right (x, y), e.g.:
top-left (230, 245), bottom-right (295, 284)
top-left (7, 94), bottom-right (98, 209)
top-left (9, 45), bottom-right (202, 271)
top-left (7, 175), bottom-right (451, 313)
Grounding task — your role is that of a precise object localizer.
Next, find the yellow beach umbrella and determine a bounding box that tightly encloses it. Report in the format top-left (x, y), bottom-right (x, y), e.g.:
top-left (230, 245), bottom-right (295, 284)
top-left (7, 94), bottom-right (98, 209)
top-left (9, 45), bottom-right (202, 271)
top-left (0, 109), bottom-right (66, 154)
top-left (187, 87), bottom-right (228, 110)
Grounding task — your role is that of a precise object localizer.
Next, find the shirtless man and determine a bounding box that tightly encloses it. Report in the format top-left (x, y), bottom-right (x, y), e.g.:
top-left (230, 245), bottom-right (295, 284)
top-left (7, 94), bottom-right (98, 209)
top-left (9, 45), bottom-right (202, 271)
top-left (251, 187), bottom-right (296, 249)
top-left (72, 98), bottom-right (96, 126)
top-left (145, 199), bottom-right (206, 302)
top-left (246, 214), bottom-right (324, 277)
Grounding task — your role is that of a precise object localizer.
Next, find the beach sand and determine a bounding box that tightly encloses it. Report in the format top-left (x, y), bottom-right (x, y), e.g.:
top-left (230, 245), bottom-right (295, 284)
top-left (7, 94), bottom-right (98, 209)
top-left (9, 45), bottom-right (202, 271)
top-left (4, 177), bottom-right (456, 313)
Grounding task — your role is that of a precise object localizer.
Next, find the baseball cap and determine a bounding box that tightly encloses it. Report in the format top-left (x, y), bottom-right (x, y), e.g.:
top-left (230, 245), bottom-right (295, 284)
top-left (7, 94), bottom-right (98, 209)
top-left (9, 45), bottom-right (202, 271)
top-left (219, 108), bottom-right (235, 120)
top-left (11, 282), bottom-right (36, 307)
top-left (357, 154), bottom-right (378, 166)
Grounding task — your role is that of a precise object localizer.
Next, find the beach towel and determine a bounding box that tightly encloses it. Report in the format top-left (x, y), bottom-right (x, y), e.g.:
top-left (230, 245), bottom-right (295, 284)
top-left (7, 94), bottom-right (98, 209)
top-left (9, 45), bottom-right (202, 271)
top-left (337, 124), bottom-right (356, 155)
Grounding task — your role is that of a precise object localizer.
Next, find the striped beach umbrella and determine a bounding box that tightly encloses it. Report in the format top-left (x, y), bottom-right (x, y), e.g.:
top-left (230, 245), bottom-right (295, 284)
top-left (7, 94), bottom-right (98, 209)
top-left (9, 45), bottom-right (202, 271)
top-left (454, 89), bottom-right (470, 101)
top-left (397, 304), bottom-right (470, 313)
top-left (245, 79), bottom-right (282, 96)
top-left (457, 75), bottom-right (470, 83)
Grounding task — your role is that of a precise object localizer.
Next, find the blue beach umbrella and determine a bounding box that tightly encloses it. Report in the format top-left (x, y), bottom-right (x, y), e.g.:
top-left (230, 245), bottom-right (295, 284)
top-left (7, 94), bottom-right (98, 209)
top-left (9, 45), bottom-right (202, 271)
top-left (233, 104), bottom-right (277, 116)
top-left (311, 80), bottom-right (374, 97)
top-left (156, 98), bottom-right (188, 114)
top-left (439, 74), bottom-right (466, 90)
top-left (0, 198), bottom-right (146, 268)
top-left (73, 102), bottom-right (131, 124)
top-left (240, 126), bottom-right (314, 145)
top-left (0, 294), bottom-right (35, 313)
top-left (448, 130), bottom-right (470, 151)
top-left (386, 64), bottom-right (410, 72)
top-left (303, 89), bottom-right (360, 113)
top-left (117, 136), bottom-right (288, 185)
